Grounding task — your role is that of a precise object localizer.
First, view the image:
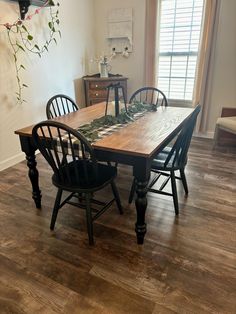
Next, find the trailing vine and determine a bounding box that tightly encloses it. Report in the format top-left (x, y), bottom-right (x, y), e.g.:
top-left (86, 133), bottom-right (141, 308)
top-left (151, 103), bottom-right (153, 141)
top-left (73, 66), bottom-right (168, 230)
top-left (1, 0), bottom-right (61, 103)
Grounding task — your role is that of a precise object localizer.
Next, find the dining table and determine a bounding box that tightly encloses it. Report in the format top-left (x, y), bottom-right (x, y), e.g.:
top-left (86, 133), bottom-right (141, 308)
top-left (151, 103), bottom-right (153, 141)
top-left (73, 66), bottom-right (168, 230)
top-left (15, 102), bottom-right (194, 244)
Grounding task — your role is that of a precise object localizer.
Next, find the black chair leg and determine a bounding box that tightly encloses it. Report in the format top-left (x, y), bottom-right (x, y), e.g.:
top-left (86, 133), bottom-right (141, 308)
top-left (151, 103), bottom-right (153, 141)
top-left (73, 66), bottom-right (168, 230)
top-left (78, 192), bottom-right (83, 203)
top-left (170, 171), bottom-right (179, 215)
top-left (128, 178), bottom-right (136, 204)
top-left (85, 193), bottom-right (94, 245)
top-left (180, 169), bottom-right (188, 195)
top-left (111, 181), bottom-right (123, 214)
top-left (50, 188), bottom-right (63, 230)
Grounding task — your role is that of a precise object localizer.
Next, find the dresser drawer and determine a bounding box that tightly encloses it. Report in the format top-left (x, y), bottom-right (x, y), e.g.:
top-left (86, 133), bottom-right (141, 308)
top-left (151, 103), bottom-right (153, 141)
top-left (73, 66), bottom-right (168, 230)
top-left (89, 81), bottom-right (112, 89)
top-left (83, 75), bottom-right (128, 107)
top-left (89, 89), bottom-right (108, 99)
top-left (89, 98), bottom-right (106, 106)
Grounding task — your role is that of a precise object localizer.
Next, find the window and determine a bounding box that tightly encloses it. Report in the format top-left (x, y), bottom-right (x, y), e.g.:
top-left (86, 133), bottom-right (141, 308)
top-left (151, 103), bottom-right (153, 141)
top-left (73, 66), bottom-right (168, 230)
top-left (156, 0), bottom-right (204, 102)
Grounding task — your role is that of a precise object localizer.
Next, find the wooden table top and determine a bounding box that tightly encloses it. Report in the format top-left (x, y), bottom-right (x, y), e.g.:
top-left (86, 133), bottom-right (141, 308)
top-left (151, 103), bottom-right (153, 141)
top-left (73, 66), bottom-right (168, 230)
top-left (15, 102), bottom-right (194, 158)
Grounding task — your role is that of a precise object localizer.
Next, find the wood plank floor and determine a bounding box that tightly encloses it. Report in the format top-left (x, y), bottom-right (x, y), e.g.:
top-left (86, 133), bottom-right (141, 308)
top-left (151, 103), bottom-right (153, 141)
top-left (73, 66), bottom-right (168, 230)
top-left (0, 138), bottom-right (236, 313)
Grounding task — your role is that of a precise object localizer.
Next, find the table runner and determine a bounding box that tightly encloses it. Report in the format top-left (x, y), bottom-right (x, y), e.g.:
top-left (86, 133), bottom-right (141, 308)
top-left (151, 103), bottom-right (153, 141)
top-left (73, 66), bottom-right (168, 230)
top-left (56, 102), bottom-right (155, 156)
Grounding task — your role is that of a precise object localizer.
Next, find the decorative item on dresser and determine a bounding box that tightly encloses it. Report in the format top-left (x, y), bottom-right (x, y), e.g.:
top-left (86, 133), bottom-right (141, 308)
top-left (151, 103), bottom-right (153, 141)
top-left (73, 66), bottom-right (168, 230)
top-left (83, 73), bottom-right (128, 107)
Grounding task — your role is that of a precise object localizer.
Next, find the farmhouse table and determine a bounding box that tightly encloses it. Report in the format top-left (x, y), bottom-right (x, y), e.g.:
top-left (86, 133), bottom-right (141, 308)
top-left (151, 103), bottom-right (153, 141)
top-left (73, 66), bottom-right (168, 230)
top-left (15, 102), bottom-right (194, 244)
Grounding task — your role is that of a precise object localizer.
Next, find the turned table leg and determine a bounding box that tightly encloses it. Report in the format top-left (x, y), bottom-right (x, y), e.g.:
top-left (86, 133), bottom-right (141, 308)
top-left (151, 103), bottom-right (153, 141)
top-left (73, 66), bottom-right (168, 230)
top-left (20, 136), bottom-right (42, 209)
top-left (133, 158), bottom-right (151, 244)
top-left (135, 180), bottom-right (148, 244)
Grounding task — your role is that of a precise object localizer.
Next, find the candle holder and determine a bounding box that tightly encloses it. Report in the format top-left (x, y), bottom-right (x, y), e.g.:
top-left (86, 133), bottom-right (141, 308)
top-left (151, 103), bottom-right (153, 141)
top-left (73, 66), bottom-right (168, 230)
top-left (105, 82), bottom-right (128, 117)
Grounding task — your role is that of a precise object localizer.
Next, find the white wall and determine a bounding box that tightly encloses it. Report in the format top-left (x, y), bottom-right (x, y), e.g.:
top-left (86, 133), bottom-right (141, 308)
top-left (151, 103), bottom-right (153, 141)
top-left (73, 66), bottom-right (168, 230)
top-left (205, 0), bottom-right (236, 136)
top-left (0, 0), bottom-right (95, 170)
top-left (93, 0), bottom-right (146, 98)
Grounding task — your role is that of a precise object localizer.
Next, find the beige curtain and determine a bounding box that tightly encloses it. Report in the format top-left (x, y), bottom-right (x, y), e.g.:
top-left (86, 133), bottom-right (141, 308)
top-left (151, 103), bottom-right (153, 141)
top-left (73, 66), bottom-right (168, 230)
top-left (144, 0), bottom-right (158, 86)
top-left (193, 0), bottom-right (221, 133)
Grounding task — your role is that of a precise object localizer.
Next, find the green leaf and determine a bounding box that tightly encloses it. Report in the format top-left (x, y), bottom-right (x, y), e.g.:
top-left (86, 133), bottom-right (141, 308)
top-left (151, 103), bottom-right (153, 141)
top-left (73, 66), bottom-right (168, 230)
top-left (52, 27), bottom-right (55, 32)
top-left (22, 25), bottom-right (28, 32)
top-left (27, 35), bottom-right (33, 40)
top-left (37, 53), bottom-right (41, 58)
top-left (16, 43), bottom-right (25, 52)
top-left (48, 0), bottom-right (55, 5)
top-left (20, 64), bottom-right (26, 70)
top-left (48, 22), bottom-right (53, 29)
top-left (13, 54), bottom-right (17, 62)
top-left (58, 30), bottom-right (61, 38)
top-left (44, 45), bottom-right (48, 52)
top-left (34, 44), bottom-right (40, 51)
top-left (53, 38), bottom-right (57, 45)
top-left (56, 19), bottom-right (60, 24)
top-left (22, 84), bottom-right (28, 88)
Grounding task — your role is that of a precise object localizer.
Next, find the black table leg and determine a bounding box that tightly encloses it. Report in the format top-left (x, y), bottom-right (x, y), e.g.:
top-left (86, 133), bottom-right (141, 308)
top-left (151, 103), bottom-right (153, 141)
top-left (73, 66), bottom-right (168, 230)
top-left (20, 136), bottom-right (42, 208)
top-left (133, 158), bottom-right (151, 244)
top-left (93, 150), bottom-right (151, 244)
top-left (135, 180), bottom-right (148, 244)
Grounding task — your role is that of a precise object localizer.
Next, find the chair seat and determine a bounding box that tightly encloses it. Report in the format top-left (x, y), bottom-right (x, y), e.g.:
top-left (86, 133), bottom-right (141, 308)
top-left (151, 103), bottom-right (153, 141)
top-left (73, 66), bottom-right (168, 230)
top-left (151, 147), bottom-right (186, 171)
top-left (216, 116), bottom-right (236, 134)
top-left (52, 161), bottom-right (117, 192)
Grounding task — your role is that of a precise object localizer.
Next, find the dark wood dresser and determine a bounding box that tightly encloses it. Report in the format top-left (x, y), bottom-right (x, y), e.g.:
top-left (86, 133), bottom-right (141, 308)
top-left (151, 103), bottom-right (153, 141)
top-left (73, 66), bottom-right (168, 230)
top-left (83, 74), bottom-right (128, 107)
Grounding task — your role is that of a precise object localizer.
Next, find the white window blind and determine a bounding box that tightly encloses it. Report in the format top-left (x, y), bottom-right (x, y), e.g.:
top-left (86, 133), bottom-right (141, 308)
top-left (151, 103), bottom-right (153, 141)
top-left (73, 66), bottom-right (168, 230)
top-left (157, 0), bottom-right (204, 101)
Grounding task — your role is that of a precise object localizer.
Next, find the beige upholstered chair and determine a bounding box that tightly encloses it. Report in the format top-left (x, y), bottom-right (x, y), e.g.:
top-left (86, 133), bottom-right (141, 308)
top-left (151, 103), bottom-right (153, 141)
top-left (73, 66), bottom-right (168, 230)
top-left (214, 108), bottom-right (236, 147)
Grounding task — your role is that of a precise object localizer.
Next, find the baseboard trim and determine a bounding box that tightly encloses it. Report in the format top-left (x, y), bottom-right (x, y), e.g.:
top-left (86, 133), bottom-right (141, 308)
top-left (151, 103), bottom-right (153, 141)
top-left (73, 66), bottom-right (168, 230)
top-left (0, 153), bottom-right (25, 172)
top-left (194, 131), bottom-right (214, 139)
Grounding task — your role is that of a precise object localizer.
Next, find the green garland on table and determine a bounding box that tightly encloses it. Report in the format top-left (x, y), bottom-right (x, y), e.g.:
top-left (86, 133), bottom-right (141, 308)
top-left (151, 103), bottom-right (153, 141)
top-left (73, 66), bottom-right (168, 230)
top-left (78, 101), bottom-right (156, 142)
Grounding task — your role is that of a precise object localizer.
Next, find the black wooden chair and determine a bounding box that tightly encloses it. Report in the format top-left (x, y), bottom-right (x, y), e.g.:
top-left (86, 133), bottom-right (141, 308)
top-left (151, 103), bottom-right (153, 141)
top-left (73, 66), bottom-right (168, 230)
top-left (129, 104), bottom-right (201, 215)
top-left (46, 94), bottom-right (79, 119)
top-left (129, 87), bottom-right (168, 107)
top-left (32, 120), bottom-right (123, 245)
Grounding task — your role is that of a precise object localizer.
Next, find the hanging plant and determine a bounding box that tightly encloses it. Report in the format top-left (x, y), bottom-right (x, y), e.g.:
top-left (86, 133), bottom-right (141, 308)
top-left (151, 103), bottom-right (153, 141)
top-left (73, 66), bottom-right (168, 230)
top-left (1, 0), bottom-right (61, 103)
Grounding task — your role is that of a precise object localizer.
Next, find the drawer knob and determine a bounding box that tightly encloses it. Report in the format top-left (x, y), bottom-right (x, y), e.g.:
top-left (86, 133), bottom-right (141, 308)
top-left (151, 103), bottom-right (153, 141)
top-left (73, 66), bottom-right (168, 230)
top-left (95, 93), bottom-right (99, 96)
top-left (95, 84), bottom-right (98, 88)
